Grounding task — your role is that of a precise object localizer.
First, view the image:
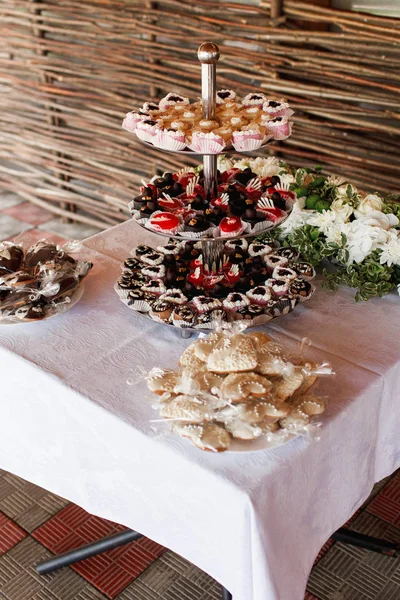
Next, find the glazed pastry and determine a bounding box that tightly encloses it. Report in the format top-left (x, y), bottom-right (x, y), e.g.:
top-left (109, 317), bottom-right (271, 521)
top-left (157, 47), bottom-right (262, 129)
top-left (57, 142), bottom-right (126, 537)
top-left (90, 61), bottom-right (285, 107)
top-left (207, 333), bottom-right (258, 373)
top-left (173, 422), bottom-right (231, 452)
top-left (220, 372), bottom-right (272, 402)
top-left (147, 369), bottom-right (180, 395)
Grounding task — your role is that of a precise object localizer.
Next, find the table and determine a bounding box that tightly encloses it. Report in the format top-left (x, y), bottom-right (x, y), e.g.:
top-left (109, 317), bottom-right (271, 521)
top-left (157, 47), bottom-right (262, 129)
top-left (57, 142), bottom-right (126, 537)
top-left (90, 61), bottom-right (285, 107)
top-left (1, 220), bottom-right (399, 600)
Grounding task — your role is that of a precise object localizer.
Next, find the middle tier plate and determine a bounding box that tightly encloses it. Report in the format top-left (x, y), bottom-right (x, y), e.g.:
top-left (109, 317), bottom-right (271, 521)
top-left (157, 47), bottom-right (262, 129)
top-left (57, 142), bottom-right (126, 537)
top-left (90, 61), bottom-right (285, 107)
top-left (114, 237), bottom-right (316, 333)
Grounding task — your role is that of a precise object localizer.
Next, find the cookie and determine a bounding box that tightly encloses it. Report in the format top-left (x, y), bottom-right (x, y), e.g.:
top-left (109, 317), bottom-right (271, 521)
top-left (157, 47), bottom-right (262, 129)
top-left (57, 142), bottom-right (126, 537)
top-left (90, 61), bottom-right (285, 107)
top-left (255, 342), bottom-right (289, 376)
top-left (290, 393), bottom-right (325, 416)
top-left (147, 369), bottom-right (179, 395)
top-left (25, 242), bottom-right (59, 269)
top-left (220, 372), bottom-right (272, 402)
top-left (173, 422), bottom-right (231, 452)
top-left (207, 334), bottom-right (258, 373)
top-left (160, 394), bottom-right (212, 423)
top-left (224, 418), bottom-right (263, 440)
top-left (271, 371), bottom-right (304, 402)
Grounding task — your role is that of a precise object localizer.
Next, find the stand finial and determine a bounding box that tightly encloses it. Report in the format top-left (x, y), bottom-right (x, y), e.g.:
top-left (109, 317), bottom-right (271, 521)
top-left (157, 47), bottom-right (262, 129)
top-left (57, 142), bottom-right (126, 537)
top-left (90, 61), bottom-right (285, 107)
top-left (197, 42), bottom-right (220, 64)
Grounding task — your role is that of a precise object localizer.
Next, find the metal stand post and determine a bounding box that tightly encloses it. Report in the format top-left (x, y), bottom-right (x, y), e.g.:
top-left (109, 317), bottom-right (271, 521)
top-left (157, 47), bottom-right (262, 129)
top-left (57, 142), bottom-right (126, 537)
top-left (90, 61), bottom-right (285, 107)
top-left (198, 42), bottom-right (220, 200)
top-left (36, 529), bottom-right (143, 575)
top-left (332, 528), bottom-right (400, 557)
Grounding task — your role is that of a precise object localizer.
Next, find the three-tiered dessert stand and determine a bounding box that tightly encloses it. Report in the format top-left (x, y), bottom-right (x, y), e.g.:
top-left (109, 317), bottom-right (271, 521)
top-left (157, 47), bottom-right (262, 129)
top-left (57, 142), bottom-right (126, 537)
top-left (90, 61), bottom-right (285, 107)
top-left (118, 42), bottom-right (313, 335)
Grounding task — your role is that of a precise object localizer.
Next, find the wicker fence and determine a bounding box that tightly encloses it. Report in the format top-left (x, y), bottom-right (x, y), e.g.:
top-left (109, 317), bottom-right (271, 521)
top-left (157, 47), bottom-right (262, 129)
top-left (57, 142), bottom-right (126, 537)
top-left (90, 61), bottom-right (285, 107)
top-left (0, 1), bottom-right (399, 228)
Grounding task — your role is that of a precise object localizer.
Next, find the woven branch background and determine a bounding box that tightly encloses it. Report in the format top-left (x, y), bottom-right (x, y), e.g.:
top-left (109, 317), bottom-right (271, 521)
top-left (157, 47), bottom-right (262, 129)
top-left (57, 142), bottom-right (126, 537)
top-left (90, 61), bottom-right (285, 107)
top-left (0, 0), bottom-right (399, 229)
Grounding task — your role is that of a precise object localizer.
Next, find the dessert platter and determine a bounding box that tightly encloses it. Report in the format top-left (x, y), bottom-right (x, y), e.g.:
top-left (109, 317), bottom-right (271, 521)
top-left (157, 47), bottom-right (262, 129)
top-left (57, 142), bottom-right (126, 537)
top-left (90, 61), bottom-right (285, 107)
top-left (114, 233), bottom-right (316, 331)
top-left (0, 240), bottom-right (92, 324)
top-left (147, 328), bottom-right (332, 453)
top-left (120, 43), bottom-right (309, 333)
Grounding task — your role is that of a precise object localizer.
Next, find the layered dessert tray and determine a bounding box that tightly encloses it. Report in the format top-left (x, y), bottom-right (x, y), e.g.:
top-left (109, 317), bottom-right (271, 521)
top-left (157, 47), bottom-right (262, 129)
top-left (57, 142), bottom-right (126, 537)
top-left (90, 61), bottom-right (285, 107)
top-left (120, 42), bottom-right (310, 333)
top-left (123, 92), bottom-right (293, 155)
top-left (114, 233), bottom-right (315, 331)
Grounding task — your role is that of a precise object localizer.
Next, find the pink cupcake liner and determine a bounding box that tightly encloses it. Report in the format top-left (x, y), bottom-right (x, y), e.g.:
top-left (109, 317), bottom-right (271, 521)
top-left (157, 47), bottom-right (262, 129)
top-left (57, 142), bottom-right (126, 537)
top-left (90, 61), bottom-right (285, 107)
top-left (189, 132), bottom-right (225, 154)
top-left (122, 112), bottom-right (143, 133)
top-left (232, 131), bottom-right (263, 152)
top-left (215, 221), bottom-right (249, 238)
top-left (135, 128), bottom-right (157, 144)
top-left (155, 130), bottom-right (187, 152)
top-left (247, 219), bottom-right (275, 234)
top-left (268, 119), bottom-right (293, 140)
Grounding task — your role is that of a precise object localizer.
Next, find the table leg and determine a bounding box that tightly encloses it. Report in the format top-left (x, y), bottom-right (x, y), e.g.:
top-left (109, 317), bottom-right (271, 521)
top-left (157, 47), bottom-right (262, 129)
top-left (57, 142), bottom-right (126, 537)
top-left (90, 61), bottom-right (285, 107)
top-left (332, 528), bottom-right (400, 557)
top-left (36, 529), bottom-right (143, 574)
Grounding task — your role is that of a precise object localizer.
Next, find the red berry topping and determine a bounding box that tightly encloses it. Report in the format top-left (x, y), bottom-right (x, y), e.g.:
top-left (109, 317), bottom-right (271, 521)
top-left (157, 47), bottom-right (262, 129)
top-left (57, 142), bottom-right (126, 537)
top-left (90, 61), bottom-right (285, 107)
top-left (220, 216), bottom-right (243, 234)
top-left (149, 212), bottom-right (181, 231)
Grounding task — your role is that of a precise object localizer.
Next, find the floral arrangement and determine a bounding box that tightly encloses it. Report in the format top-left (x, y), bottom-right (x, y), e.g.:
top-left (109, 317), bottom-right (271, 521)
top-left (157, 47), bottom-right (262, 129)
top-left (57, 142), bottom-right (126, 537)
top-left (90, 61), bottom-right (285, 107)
top-left (218, 156), bottom-right (400, 301)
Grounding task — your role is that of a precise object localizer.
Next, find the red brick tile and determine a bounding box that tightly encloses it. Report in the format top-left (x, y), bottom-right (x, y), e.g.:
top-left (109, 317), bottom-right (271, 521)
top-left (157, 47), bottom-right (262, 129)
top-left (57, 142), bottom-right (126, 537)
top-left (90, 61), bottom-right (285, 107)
top-left (366, 474), bottom-right (400, 525)
top-left (0, 511), bottom-right (27, 555)
top-left (3, 201), bottom-right (54, 226)
top-left (304, 593), bottom-right (320, 600)
top-left (32, 504), bottom-right (165, 599)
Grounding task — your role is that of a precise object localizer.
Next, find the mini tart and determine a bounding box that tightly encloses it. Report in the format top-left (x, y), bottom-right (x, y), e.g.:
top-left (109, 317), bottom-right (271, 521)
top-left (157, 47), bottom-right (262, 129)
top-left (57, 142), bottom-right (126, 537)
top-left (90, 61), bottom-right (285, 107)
top-left (294, 262), bottom-right (316, 280)
top-left (265, 278), bottom-right (290, 297)
top-left (245, 285), bottom-right (271, 306)
top-left (248, 242), bottom-right (272, 258)
top-left (222, 292), bottom-right (249, 312)
top-left (149, 299), bottom-right (174, 322)
top-left (187, 266), bottom-right (204, 287)
top-left (134, 244), bottom-right (154, 258)
top-left (234, 303), bottom-right (265, 323)
top-left (158, 194), bottom-right (183, 212)
top-left (123, 257), bottom-right (142, 271)
top-left (157, 242), bottom-right (182, 256)
top-left (216, 89), bottom-right (237, 104)
top-left (289, 278), bottom-right (315, 301)
top-left (142, 265), bottom-right (166, 279)
top-left (159, 93), bottom-right (189, 111)
top-left (192, 295), bottom-right (222, 314)
top-left (148, 212), bottom-right (182, 234)
top-left (242, 92), bottom-right (268, 107)
top-left (184, 215), bottom-right (210, 233)
top-left (224, 238), bottom-right (248, 253)
top-left (127, 289), bottom-right (153, 312)
top-left (274, 246), bottom-right (299, 261)
top-left (219, 216), bottom-right (246, 238)
top-left (140, 251), bottom-right (164, 266)
top-left (265, 296), bottom-right (295, 317)
top-left (272, 266), bottom-right (298, 282)
top-left (141, 279), bottom-right (166, 296)
top-left (159, 288), bottom-right (188, 305)
top-left (172, 305), bottom-right (196, 328)
top-left (263, 254), bottom-right (289, 272)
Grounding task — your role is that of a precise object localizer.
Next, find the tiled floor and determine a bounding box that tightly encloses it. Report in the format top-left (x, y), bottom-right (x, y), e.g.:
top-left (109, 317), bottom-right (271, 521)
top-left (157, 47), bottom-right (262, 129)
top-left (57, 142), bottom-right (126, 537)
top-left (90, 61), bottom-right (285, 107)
top-left (1, 193), bottom-right (400, 599)
top-left (0, 469), bottom-right (399, 600)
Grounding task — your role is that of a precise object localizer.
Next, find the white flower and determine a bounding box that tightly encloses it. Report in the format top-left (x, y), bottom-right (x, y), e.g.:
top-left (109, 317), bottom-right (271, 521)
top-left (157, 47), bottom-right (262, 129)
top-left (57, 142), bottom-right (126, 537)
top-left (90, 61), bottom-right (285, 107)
top-left (279, 205), bottom-right (309, 235)
top-left (307, 210), bottom-right (338, 235)
top-left (354, 194), bottom-right (383, 217)
top-left (345, 218), bottom-right (393, 264)
top-left (379, 237), bottom-right (400, 267)
top-left (217, 156), bottom-right (234, 172)
top-left (249, 156), bottom-right (282, 178)
top-left (325, 222), bottom-right (346, 245)
top-left (356, 211), bottom-right (399, 231)
top-left (330, 198), bottom-right (353, 223)
top-left (326, 175), bottom-right (348, 187)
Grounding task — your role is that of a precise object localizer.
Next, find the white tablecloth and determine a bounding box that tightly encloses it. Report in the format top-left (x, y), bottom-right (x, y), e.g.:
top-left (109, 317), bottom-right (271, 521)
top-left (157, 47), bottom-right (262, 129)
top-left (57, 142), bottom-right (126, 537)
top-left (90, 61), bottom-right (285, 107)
top-left (1, 220), bottom-right (399, 600)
